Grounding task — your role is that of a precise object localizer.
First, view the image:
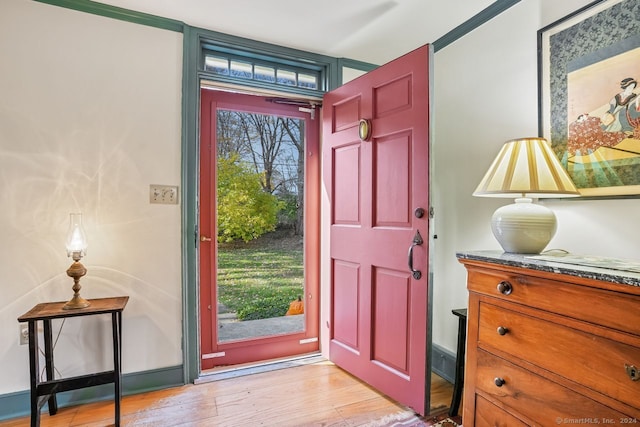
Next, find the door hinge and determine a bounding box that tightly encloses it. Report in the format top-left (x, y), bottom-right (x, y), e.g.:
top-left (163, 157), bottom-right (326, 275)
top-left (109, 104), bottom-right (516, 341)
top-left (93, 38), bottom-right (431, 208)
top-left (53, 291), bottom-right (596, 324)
top-left (429, 207), bottom-right (435, 219)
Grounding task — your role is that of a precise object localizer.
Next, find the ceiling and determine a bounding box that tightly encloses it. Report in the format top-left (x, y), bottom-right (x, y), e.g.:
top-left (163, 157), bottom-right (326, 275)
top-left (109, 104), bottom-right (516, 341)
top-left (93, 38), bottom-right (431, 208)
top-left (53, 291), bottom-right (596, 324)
top-left (93, 0), bottom-right (495, 65)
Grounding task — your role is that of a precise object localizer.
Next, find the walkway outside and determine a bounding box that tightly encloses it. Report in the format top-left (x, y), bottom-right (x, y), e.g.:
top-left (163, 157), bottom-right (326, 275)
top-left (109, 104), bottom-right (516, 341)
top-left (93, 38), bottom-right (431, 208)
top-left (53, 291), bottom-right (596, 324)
top-left (218, 310), bottom-right (304, 341)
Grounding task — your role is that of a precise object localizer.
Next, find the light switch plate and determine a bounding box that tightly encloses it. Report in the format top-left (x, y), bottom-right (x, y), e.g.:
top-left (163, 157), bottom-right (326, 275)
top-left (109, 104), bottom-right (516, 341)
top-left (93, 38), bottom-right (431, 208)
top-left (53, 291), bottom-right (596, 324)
top-left (150, 185), bottom-right (179, 204)
top-left (19, 324), bottom-right (28, 345)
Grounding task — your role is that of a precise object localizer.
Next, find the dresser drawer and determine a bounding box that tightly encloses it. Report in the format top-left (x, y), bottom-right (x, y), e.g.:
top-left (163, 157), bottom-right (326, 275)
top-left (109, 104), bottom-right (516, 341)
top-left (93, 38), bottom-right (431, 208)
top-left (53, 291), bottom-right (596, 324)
top-left (475, 394), bottom-right (528, 427)
top-left (475, 349), bottom-right (629, 423)
top-left (478, 302), bottom-right (640, 411)
top-left (468, 267), bottom-right (640, 336)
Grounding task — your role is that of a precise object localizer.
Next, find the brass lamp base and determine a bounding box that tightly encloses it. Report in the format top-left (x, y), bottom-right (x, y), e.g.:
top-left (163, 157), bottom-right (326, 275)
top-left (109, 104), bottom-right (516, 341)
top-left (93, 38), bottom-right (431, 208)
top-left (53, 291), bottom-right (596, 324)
top-left (63, 294), bottom-right (90, 310)
top-left (63, 260), bottom-right (90, 310)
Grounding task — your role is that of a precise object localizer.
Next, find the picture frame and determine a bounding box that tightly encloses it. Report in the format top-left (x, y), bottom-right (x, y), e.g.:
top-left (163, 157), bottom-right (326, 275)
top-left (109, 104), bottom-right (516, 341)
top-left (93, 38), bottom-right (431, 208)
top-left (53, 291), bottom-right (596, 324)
top-left (538, 0), bottom-right (640, 198)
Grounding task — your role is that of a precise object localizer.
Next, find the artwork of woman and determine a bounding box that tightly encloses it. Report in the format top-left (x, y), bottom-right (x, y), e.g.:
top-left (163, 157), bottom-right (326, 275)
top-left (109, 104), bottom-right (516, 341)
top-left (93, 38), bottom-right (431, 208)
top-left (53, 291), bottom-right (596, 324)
top-left (568, 77), bottom-right (640, 155)
top-left (601, 77), bottom-right (640, 134)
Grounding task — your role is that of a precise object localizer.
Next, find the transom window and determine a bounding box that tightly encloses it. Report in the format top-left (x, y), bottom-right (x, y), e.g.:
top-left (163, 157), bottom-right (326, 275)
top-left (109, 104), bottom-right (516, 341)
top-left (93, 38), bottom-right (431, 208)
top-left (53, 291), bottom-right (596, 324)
top-left (202, 47), bottom-right (324, 94)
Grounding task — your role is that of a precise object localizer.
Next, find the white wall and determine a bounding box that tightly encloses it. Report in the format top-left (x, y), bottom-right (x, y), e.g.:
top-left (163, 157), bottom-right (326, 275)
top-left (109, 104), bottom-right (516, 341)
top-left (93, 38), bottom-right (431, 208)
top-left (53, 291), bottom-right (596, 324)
top-left (432, 0), bottom-right (640, 353)
top-left (0, 0), bottom-right (183, 393)
top-left (342, 67), bottom-right (368, 84)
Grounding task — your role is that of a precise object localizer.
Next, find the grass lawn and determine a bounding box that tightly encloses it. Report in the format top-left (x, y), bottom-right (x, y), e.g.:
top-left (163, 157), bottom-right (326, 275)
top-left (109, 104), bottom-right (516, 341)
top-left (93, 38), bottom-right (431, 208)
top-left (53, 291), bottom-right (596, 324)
top-left (217, 233), bottom-right (304, 321)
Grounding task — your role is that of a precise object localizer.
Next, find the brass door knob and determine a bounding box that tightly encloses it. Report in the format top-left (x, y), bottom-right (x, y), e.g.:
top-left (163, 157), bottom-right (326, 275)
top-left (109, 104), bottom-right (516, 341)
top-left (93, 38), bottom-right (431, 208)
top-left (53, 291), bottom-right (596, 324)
top-left (200, 236), bottom-right (212, 242)
top-left (359, 119), bottom-right (372, 141)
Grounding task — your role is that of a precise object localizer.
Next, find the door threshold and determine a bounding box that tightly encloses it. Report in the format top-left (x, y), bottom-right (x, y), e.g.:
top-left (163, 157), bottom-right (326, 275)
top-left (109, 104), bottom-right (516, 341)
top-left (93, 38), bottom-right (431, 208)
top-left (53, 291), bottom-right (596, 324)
top-left (194, 353), bottom-right (326, 384)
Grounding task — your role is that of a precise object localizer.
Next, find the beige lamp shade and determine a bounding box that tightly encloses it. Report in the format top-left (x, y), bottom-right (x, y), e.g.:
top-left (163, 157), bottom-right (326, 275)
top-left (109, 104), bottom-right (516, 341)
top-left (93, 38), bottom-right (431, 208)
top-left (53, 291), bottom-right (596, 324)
top-left (473, 138), bottom-right (579, 254)
top-left (473, 137), bottom-right (579, 198)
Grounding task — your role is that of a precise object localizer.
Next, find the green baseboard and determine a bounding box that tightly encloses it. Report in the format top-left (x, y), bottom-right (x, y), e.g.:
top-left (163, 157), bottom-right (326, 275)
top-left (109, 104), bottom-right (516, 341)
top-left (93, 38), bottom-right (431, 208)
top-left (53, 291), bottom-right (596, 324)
top-left (0, 365), bottom-right (184, 422)
top-left (431, 343), bottom-right (456, 383)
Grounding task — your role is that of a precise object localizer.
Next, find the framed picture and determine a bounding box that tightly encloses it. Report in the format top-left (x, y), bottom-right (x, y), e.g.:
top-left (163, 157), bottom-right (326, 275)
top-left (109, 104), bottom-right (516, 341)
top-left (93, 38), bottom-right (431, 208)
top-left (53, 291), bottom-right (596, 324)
top-left (538, 0), bottom-right (640, 197)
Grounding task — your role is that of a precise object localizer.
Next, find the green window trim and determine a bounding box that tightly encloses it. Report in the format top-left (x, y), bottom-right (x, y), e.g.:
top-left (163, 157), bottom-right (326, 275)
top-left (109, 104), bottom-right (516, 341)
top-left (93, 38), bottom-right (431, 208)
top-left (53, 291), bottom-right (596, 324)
top-left (34, 0), bottom-right (185, 32)
top-left (182, 28), bottom-right (346, 382)
top-left (432, 0), bottom-right (522, 52)
top-left (337, 58), bottom-right (378, 83)
top-left (196, 28), bottom-right (342, 97)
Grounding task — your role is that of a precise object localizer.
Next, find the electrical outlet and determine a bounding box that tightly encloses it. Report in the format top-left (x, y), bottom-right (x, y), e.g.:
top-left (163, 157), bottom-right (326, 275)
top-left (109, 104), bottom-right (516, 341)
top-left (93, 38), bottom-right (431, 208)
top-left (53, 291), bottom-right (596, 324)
top-left (19, 324), bottom-right (29, 345)
top-left (149, 184), bottom-right (179, 204)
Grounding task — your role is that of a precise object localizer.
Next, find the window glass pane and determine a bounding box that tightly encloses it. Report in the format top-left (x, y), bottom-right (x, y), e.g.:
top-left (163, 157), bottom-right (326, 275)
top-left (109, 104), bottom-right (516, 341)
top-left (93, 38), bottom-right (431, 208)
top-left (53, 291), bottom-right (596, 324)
top-left (205, 56), bottom-right (229, 75)
top-left (277, 69), bottom-right (297, 86)
top-left (255, 65), bottom-right (276, 83)
top-left (202, 49), bottom-right (323, 93)
top-left (215, 109), bottom-right (306, 343)
top-left (298, 73), bottom-right (318, 90)
top-left (230, 60), bottom-right (253, 79)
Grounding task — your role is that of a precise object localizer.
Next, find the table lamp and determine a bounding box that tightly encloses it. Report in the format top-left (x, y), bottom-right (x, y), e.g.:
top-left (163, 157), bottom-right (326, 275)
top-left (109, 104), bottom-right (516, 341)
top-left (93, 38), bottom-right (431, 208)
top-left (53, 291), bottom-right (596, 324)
top-left (64, 213), bottom-right (90, 309)
top-left (473, 137), bottom-right (580, 254)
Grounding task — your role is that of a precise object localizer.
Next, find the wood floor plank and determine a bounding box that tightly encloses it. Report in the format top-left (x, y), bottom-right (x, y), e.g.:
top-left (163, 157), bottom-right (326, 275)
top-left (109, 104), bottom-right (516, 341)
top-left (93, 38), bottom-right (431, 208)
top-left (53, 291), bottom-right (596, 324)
top-left (1, 361), bottom-right (453, 427)
top-left (334, 396), bottom-right (412, 427)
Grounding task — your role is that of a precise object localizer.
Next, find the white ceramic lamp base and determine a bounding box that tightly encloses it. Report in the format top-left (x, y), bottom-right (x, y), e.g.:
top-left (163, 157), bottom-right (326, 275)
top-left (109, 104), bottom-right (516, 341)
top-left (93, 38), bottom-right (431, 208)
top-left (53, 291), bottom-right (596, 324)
top-left (491, 197), bottom-right (557, 254)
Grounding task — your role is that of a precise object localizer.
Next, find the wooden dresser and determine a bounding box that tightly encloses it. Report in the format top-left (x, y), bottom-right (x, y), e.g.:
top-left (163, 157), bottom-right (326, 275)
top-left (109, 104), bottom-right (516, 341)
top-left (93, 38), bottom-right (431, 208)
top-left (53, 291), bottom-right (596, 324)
top-left (457, 251), bottom-right (640, 426)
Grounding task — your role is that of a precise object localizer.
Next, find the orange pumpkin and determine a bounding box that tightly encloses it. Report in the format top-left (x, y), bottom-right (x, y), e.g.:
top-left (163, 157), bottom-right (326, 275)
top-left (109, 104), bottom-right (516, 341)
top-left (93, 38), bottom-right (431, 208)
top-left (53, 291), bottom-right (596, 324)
top-left (286, 296), bottom-right (304, 315)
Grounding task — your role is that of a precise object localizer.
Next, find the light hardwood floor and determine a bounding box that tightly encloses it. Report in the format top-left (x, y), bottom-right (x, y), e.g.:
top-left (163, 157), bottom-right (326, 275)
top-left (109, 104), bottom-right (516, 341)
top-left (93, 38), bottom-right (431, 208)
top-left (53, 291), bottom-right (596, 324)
top-left (1, 359), bottom-right (454, 427)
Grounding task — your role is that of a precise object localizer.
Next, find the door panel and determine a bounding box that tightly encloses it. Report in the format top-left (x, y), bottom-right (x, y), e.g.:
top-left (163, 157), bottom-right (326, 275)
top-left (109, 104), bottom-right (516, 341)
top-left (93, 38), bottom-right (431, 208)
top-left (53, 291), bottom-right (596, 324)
top-left (374, 75), bottom-right (412, 117)
top-left (332, 97), bottom-right (361, 132)
top-left (372, 267), bottom-right (411, 372)
top-left (332, 260), bottom-right (360, 349)
top-left (374, 132), bottom-right (411, 226)
top-left (323, 45), bottom-right (430, 414)
top-left (333, 144), bottom-right (361, 224)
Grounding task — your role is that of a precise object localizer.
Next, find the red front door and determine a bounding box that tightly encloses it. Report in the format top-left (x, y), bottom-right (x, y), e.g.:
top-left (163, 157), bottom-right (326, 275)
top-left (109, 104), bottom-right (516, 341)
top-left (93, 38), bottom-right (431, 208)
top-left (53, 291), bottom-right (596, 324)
top-left (323, 45), bottom-right (431, 414)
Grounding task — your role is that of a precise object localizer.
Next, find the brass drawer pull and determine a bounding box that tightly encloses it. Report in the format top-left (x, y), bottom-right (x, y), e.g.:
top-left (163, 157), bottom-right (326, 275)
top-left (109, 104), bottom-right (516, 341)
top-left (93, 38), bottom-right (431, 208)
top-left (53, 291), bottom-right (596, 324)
top-left (494, 377), bottom-right (506, 387)
top-left (625, 364), bottom-right (640, 381)
top-left (497, 326), bottom-right (509, 336)
top-left (497, 281), bottom-right (513, 295)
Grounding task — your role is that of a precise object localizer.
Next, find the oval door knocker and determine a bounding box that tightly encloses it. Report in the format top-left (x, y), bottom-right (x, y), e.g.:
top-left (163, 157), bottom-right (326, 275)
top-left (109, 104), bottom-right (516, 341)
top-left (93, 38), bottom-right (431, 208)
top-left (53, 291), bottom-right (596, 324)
top-left (359, 119), bottom-right (372, 141)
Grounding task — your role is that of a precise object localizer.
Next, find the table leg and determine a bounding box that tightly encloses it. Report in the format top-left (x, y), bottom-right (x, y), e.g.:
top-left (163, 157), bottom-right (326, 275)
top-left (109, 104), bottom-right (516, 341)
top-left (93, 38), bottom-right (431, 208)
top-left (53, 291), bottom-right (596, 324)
top-left (43, 320), bottom-right (58, 415)
top-left (112, 311), bottom-right (122, 427)
top-left (27, 321), bottom-right (39, 427)
top-left (449, 314), bottom-right (467, 417)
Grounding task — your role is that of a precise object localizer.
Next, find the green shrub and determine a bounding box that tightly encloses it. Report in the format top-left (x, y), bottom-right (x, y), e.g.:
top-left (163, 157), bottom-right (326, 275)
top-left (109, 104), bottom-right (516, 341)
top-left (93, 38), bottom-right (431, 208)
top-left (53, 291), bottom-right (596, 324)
top-left (217, 155), bottom-right (281, 243)
top-left (236, 293), bottom-right (297, 320)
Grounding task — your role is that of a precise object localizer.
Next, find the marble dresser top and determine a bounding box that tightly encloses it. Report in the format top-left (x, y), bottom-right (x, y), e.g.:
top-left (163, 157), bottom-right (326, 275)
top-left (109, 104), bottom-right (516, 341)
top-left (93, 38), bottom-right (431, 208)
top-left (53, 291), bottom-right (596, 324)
top-left (456, 250), bottom-right (640, 287)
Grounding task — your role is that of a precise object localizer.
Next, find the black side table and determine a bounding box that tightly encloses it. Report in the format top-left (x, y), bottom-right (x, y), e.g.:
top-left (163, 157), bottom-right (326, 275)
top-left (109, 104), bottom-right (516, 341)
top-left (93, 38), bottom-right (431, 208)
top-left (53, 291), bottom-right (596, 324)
top-left (18, 296), bottom-right (128, 427)
top-left (449, 308), bottom-right (467, 417)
